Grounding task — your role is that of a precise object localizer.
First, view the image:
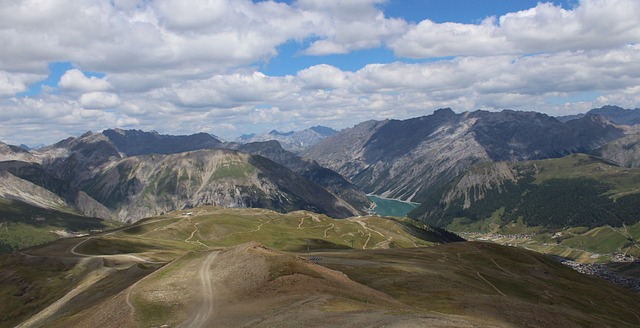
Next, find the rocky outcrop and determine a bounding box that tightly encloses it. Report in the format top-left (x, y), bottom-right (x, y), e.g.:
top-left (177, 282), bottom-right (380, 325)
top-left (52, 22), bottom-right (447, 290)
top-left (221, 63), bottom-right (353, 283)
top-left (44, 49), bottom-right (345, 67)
top-left (0, 141), bottom-right (38, 163)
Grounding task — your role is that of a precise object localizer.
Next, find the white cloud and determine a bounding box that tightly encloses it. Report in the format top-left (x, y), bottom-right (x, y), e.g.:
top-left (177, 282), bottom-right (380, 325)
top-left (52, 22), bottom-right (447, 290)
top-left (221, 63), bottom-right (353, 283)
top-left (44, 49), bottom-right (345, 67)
top-left (299, 0), bottom-right (408, 55)
top-left (392, 0), bottom-right (640, 58)
top-left (0, 72), bottom-right (28, 96)
top-left (297, 64), bottom-right (351, 89)
top-left (59, 69), bottom-right (112, 92)
top-left (1, 0), bottom-right (639, 145)
top-left (79, 92), bottom-right (121, 109)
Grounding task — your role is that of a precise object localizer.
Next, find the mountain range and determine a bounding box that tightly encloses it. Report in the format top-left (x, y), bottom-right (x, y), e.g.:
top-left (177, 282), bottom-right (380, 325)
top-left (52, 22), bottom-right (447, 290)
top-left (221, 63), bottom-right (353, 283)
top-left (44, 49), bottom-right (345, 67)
top-left (236, 125), bottom-right (337, 153)
top-left (0, 129), bottom-right (370, 227)
top-left (3, 105), bottom-right (640, 257)
top-left (4, 105), bottom-right (640, 326)
top-left (303, 107), bottom-right (625, 202)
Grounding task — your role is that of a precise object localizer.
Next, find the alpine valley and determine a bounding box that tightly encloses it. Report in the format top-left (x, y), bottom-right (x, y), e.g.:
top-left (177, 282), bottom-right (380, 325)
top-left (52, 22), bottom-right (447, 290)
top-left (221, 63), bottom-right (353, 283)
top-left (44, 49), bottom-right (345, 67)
top-left (2, 105), bottom-right (640, 327)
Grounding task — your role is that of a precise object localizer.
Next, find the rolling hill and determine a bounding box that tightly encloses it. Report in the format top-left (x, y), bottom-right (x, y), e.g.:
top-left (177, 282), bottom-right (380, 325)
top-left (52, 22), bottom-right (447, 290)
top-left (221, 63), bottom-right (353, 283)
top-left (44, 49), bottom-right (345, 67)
top-left (2, 206), bottom-right (639, 327)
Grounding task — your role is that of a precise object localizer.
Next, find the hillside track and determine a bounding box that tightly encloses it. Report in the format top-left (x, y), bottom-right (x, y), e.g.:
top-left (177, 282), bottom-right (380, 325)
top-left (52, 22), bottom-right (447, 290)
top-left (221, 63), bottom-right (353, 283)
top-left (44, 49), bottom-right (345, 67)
top-left (180, 250), bottom-right (219, 328)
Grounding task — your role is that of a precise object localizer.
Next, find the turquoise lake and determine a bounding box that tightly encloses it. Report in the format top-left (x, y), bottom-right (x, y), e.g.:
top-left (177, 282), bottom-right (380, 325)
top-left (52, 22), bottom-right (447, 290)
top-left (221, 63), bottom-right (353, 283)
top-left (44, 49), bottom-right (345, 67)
top-left (367, 195), bottom-right (418, 217)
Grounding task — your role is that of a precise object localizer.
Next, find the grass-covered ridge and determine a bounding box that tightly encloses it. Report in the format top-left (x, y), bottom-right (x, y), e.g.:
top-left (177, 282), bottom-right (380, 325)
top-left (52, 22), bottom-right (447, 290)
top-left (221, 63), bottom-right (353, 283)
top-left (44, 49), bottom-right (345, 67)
top-left (86, 206), bottom-right (462, 254)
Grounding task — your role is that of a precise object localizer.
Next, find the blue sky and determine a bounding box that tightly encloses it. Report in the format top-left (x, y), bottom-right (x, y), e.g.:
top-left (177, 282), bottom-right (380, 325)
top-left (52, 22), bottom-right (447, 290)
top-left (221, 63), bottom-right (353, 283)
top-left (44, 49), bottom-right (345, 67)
top-left (0, 0), bottom-right (638, 145)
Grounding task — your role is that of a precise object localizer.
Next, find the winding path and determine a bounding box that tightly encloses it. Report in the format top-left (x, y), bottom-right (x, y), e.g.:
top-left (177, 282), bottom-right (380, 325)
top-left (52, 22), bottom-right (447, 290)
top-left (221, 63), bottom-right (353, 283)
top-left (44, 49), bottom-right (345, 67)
top-left (180, 251), bottom-right (219, 328)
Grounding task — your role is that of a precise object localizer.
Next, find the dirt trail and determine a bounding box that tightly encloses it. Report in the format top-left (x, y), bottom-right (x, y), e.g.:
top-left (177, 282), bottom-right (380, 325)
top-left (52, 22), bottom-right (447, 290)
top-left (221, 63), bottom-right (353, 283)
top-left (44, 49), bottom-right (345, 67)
top-left (70, 236), bottom-right (163, 264)
top-left (476, 272), bottom-right (505, 297)
top-left (180, 251), bottom-right (219, 328)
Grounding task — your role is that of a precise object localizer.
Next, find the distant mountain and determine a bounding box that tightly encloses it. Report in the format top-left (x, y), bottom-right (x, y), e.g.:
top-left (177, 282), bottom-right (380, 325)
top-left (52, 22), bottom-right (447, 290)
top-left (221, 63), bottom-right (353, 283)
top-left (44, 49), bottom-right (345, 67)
top-left (594, 133), bottom-right (640, 168)
top-left (303, 108), bottom-right (624, 202)
top-left (82, 149), bottom-right (361, 222)
top-left (236, 125), bottom-right (337, 153)
top-left (231, 140), bottom-right (372, 211)
top-left (102, 128), bottom-right (222, 156)
top-left (0, 141), bottom-right (38, 162)
top-left (557, 105), bottom-right (640, 125)
top-left (0, 129), bottom-right (371, 222)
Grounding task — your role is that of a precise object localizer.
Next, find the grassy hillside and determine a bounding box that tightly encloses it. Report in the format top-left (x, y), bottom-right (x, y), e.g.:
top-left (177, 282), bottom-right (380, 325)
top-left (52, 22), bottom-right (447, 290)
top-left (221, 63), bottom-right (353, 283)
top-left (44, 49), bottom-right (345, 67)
top-left (322, 242), bottom-right (640, 327)
top-left (410, 154), bottom-right (640, 260)
top-left (74, 206), bottom-right (462, 255)
top-left (0, 206), bottom-right (461, 327)
top-left (2, 206), bottom-right (639, 327)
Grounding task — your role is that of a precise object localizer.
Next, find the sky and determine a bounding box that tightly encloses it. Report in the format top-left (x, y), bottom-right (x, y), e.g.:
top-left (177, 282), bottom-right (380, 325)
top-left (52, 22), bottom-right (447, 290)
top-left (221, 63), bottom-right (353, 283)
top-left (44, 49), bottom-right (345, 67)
top-left (1, 0), bottom-right (639, 146)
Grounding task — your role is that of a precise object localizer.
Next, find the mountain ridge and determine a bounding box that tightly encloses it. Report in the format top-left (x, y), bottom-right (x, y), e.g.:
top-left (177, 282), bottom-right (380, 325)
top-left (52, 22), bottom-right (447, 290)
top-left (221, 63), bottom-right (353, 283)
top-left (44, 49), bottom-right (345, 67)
top-left (303, 108), bottom-right (625, 202)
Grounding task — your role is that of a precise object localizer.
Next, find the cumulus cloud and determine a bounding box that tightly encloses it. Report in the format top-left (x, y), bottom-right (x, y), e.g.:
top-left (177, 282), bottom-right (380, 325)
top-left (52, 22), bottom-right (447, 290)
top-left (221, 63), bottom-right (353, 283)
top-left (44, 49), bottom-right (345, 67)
top-left (0, 72), bottom-right (28, 96)
top-left (297, 64), bottom-right (351, 89)
top-left (79, 92), bottom-right (121, 109)
top-left (391, 0), bottom-right (640, 58)
top-left (298, 0), bottom-right (408, 55)
top-left (59, 69), bottom-right (112, 92)
top-left (1, 0), bottom-right (639, 145)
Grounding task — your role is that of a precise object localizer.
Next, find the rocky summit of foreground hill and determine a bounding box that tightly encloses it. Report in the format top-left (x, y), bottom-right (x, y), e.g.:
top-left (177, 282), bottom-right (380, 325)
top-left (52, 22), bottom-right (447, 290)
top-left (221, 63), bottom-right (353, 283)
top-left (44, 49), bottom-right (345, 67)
top-left (82, 149), bottom-right (361, 222)
top-left (303, 108), bottom-right (625, 202)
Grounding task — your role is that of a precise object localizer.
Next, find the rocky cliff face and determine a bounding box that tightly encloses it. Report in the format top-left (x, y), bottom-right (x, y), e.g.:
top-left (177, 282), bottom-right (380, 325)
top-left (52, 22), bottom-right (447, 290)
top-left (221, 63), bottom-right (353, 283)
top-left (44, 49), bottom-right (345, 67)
top-left (1, 129), bottom-right (371, 222)
top-left (304, 109), bottom-right (625, 203)
top-left (82, 149), bottom-right (360, 222)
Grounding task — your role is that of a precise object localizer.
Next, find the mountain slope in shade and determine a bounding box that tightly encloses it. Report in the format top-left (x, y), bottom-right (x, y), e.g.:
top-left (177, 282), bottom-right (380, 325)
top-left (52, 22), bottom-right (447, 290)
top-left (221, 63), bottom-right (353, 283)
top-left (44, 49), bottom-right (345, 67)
top-left (304, 109), bottom-right (624, 202)
top-left (82, 149), bottom-right (360, 222)
top-left (237, 125), bottom-right (337, 153)
top-left (102, 128), bottom-right (222, 156)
